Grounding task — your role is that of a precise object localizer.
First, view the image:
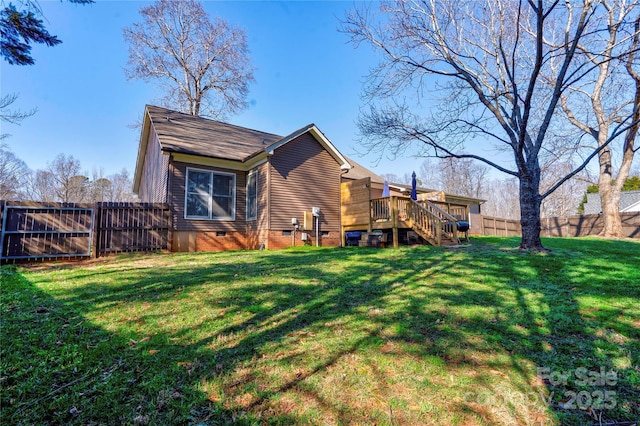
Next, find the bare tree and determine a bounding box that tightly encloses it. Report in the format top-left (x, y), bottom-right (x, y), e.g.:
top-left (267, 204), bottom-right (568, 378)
top-left (432, 158), bottom-right (489, 199)
top-left (67, 175), bottom-right (89, 202)
top-left (481, 178), bottom-right (521, 220)
top-left (26, 169), bottom-right (56, 201)
top-left (106, 168), bottom-right (138, 202)
top-left (418, 158), bottom-right (440, 188)
top-left (540, 161), bottom-right (590, 218)
top-left (89, 177), bottom-right (110, 202)
top-left (0, 145), bottom-right (30, 199)
top-left (558, 4), bottom-right (640, 236)
top-left (123, 0), bottom-right (254, 118)
top-left (1, 93), bottom-right (36, 140)
top-left (380, 173), bottom-right (403, 183)
top-left (342, 0), bottom-right (639, 250)
top-left (45, 153), bottom-right (82, 202)
top-left (379, 172), bottom-right (416, 185)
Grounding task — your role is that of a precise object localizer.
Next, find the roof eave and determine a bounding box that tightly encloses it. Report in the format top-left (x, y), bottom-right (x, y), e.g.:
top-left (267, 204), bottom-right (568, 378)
top-left (132, 106), bottom-right (153, 194)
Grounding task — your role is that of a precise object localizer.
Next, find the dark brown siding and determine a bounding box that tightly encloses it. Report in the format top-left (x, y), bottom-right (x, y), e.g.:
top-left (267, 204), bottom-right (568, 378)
top-left (169, 160), bottom-right (247, 232)
top-left (256, 161), bottom-right (269, 230)
top-left (244, 162), bottom-right (269, 249)
top-left (138, 129), bottom-right (169, 203)
top-left (268, 133), bottom-right (342, 232)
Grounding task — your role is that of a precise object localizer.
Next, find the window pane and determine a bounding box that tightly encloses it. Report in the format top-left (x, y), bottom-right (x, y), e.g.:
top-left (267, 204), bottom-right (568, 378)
top-left (187, 171), bottom-right (211, 193)
top-left (247, 172), bottom-right (257, 220)
top-left (187, 193), bottom-right (209, 217)
top-left (212, 175), bottom-right (233, 196)
top-left (212, 196), bottom-right (231, 217)
top-left (248, 198), bottom-right (257, 219)
top-left (247, 173), bottom-right (257, 197)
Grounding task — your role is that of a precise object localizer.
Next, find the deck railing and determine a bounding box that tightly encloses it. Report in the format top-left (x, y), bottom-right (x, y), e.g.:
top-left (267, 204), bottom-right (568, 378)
top-left (371, 198), bottom-right (391, 222)
top-left (369, 197), bottom-right (468, 245)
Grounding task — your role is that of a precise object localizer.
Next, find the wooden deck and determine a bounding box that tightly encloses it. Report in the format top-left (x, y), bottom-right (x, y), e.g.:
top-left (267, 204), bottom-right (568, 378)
top-left (341, 178), bottom-right (470, 247)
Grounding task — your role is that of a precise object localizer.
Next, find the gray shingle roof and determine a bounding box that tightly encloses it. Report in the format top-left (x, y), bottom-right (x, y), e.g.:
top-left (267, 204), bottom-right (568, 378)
top-left (583, 190), bottom-right (640, 214)
top-left (342, 157), bottom-right (386, 184)
top-left (146, 105), bottom-right (283, 162)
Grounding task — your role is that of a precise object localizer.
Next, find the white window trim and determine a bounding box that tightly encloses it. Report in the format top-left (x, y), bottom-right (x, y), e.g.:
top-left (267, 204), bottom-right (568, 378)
top-left (184, 167), bottom-right (236, 221)
top-left (246, 170), bottom-right (258, 221)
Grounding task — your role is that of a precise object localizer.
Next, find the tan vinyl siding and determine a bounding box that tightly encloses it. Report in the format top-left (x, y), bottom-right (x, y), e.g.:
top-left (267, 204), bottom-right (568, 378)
top-left (169, 160), bottom-right (247, 232)
top-left (268, 133), bottom-right (341, 231)
top-left (138, 129), bottom-right (169, 202)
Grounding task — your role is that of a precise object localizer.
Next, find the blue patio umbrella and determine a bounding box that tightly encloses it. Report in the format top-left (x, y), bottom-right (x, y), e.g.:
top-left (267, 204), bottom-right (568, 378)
top-left (410, 171), bottom-right (417, 200)
top-left (382, 180), bottom-right (390, 197)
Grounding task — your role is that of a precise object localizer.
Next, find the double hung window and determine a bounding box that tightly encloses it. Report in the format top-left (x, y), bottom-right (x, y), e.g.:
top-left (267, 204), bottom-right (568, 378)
top-left (185, 168), bottom-right (235, 220)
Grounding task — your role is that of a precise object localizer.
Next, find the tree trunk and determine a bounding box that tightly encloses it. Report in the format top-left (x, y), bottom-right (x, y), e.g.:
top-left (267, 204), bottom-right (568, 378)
top-left (519, 173), bottom-right (546, 251)
top-left (597, 145), bottom-right (625, 238)
top-left (598, 179), bottom-right (624, 237)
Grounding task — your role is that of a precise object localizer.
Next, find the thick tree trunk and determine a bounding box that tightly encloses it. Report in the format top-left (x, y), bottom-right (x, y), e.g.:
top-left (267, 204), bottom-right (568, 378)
top-left (598, 177), bottom-right (624, 238)
top-left (519, 173), bottom-right (546, 251)
top-left (597, 146), bottom-right (625, 238)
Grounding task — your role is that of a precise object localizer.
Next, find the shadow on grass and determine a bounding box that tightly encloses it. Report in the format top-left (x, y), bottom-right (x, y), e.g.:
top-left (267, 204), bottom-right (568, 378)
top-left (2, 238), bottom-right (639, 425)
top-left (0, 265), bottom-right (285, 425)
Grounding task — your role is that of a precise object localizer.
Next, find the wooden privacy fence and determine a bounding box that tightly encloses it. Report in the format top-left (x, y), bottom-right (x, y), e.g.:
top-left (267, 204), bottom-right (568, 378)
top-left (480, 215), bottom-right (522, 236)
top-left (0, 202), bottom-right (94, 261)
top-left (477, 212), bottom-right (640, 239)
top-left (542, 212), bottom-right (640, 238)
top-left (95, 202), bottom-right (170, 256)
top-left (0, 201), bottom-right (170, 263)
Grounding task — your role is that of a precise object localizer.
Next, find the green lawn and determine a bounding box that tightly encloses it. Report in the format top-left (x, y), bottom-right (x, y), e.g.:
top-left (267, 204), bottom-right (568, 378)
top-left (1, 237), bottom-right (639, 425)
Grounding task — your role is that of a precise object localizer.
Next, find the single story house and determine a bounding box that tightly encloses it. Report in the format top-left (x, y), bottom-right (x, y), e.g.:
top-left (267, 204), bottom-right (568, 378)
top-left (133, 105), bottom-right (484, 251)
top-left (133, 105), bottom-right (352, 251)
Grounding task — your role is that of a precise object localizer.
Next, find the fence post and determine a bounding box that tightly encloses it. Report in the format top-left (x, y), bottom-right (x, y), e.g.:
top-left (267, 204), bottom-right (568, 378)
top-left (94, 202), bottom-right (101, 258)
top-left (546, 217), bottom-right (550, 237)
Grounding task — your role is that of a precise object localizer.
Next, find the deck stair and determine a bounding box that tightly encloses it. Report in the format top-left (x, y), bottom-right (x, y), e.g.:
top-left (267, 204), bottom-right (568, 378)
top-left (368, 197), bottom-right (461, 247)
top-left (404, 199), bottom-right (460, 246)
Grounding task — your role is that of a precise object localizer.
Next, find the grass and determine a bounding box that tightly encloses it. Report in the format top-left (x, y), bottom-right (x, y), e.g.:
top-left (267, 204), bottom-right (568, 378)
top-left (1, 236), bottom-right (639, 425)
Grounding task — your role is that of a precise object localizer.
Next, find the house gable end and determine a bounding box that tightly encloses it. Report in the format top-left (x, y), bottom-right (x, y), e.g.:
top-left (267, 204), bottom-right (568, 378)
top-left (265, 124), bottom-right (351, 171)
top-left (268, 132), bottom-right (342, 231)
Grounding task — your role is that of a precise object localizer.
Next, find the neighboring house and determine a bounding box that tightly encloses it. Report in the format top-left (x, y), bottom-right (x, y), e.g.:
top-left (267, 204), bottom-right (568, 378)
top-left (583, 190), bottom-right (640, 215)
top-left (133, 105), bottom-right (351, 251)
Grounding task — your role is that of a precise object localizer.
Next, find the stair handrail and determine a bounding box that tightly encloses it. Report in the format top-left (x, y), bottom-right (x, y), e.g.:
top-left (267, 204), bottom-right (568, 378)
top-left (405, 198), bottom-right (443, 246)
top-left (420, 200), bottom-right (459, 243)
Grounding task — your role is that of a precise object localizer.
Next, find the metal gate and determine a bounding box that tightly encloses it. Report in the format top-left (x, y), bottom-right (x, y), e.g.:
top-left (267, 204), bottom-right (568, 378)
top-left (0, 204), bottom-right (94, 261)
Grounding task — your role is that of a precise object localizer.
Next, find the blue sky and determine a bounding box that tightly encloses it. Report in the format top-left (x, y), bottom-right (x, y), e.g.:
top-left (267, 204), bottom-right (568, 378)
top-left (1, 0), bottom-right (434, 180)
